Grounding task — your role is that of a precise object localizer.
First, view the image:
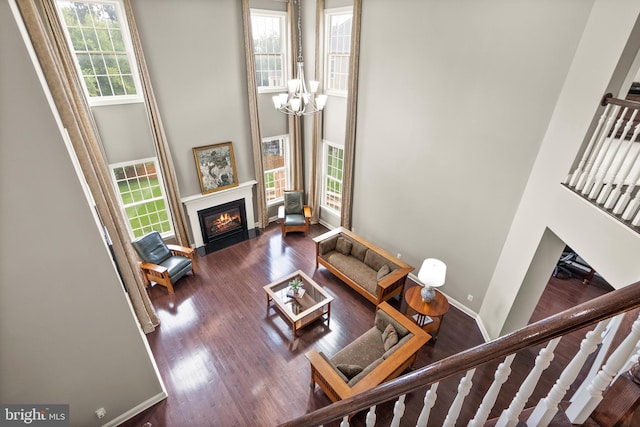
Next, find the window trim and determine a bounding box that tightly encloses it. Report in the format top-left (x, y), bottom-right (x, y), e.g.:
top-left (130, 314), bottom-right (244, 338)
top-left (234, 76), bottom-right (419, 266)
top-left (321, 140), bottom-right (345, 214)
top-left (55, 0), bottom-right (144, 106)
top-left (324, 6), bottom-right (352, 98)
top-left (250, 8), bottom-right (289, 94)
top-left (262, 134), bottom-right (291, 206)
top-left (109, 157), bottom-right (174, 239)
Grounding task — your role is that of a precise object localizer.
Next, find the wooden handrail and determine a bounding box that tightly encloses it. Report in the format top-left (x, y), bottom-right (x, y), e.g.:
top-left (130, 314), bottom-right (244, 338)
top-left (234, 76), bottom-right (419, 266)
top-left (279, 281), bottom-right (640, 427)
top-left (601, 92), bottom-right (640, 109)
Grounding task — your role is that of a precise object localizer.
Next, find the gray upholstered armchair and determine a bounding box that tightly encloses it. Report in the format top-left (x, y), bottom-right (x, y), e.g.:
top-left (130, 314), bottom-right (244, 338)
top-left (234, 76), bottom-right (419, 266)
top-left (278, 190), bottom-right (311, 237)
top-left (131, 231), bottom-right (196, 294)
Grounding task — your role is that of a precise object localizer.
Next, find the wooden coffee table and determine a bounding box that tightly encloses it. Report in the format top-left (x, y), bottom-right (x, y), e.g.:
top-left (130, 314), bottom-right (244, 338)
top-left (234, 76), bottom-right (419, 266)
top-left (264, 270), bottom-right (333, 335)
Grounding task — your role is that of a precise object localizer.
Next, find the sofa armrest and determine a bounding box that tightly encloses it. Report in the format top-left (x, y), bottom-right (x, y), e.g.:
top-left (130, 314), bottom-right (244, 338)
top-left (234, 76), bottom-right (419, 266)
top-left (140, 261), bottom-right (168, 275)
top-left (306, 349), bottom-right (353, 401)
top-left (378, 266), bottom-right (413, 290)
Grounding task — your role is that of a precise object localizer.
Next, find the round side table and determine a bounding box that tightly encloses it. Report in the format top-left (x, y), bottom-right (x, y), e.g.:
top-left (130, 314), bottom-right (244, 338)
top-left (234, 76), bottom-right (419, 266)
top-left (404, 286), bottom-right (450, 339)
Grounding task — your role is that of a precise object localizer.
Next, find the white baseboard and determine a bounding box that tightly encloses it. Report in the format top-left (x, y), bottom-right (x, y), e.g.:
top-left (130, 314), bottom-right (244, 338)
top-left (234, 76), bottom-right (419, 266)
top-left (103, 391), bottom-right (167, 427)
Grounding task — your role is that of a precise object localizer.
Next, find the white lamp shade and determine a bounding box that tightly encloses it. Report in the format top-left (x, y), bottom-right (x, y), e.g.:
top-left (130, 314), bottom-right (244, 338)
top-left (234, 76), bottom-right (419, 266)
top-left (418, 258), bottom-right (446, 288)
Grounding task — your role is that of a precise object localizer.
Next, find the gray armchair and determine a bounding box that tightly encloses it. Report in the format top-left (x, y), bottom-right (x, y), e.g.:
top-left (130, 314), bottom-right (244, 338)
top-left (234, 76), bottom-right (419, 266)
top-left (278, 190), bottom-right (311, 237)
top-left (131, 231), bottom-right (196, 294)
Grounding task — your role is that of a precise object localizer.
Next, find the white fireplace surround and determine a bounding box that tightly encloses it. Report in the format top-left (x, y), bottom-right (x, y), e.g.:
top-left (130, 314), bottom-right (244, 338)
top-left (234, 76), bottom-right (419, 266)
top-left (182, 180), bottom-right (257, 248)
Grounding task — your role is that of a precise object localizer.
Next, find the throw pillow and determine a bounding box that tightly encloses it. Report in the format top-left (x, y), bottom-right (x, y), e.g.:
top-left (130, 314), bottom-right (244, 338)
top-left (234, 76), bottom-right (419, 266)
top-left (336, 364), bottom-right (363, 379)
top-left (382, 323), bottom-right (398, 351)
top-left (336, 236), bottom-right (352, 255)
top-left (377, 264), bottom-right (391, 281)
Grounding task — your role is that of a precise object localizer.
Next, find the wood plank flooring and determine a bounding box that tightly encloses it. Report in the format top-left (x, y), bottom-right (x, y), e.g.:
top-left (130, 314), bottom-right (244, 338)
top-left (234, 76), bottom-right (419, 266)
top-left (119, 223), bottom-right (612, 427)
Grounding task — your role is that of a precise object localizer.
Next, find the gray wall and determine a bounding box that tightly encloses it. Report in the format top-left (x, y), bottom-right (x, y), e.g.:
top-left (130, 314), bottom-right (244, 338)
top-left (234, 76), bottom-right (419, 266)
top-left (1, 2), bottom-right (165, 426)
top-left (351, 0), bottom-right (595, 313)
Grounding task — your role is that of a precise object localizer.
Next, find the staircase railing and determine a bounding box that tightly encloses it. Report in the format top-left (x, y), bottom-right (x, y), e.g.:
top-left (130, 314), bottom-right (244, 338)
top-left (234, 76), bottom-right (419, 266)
top-left (564, 93), bottom-right (640, 233)
top-left (278, 281), bottom-right (640, 427)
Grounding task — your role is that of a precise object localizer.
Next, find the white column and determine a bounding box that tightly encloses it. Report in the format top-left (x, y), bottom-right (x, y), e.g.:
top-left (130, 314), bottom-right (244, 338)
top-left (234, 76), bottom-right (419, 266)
top-left (389, 394), bottom-right (406, 427)
top-left (565, 313), bottom-right (640, 424)
top-left (416, 382), bottom-right (439, 427)
top-left (365, 405), bottom-right (376, 427)
top-left (605, 124), bottom-right (640, 209)
top-left (496, 338), bottom-right (560, 427)
top-left (527, 321), bottom-right (607, 427)
top-left (567, 104), bottom-right (611, 187)
top-left (469, 355), bottom-right (516, 427)
top-left (443, 369), bottom-right (476, 427)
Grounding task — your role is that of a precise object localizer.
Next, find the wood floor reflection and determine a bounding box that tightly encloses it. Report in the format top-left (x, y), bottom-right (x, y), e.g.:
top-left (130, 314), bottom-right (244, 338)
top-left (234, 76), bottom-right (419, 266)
top-left (119, 223), bottom-right (611, 427)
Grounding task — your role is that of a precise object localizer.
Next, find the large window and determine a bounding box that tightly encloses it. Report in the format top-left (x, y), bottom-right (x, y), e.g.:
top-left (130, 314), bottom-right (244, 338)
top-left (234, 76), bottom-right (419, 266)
top-left (323, 141), bottom-right (344, 212)
top-left (56, 0), bottom-right (142, 105)
top-left (251, 9), bottom-right (288, 92)
top-left (325, 8), bottom-right (352, 95)
top-left (110, 158), bottom-right (173, 239)
top-left (262, 135), bottom-right (290, 204)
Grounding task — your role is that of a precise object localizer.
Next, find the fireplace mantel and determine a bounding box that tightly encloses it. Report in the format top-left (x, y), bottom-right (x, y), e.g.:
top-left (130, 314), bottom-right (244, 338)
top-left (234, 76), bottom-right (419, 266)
top-left (182, 180), bottom-right (257, 248)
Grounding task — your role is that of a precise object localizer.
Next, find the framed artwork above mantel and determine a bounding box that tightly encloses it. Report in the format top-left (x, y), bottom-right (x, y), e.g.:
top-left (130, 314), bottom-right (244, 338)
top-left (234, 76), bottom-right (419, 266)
top-left (193, 142), bottom-right (238, 194)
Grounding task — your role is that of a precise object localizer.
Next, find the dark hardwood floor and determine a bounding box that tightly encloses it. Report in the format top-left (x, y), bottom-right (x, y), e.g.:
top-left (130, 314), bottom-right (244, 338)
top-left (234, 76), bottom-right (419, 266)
top-left (119, 223), bottom-right (612, 427)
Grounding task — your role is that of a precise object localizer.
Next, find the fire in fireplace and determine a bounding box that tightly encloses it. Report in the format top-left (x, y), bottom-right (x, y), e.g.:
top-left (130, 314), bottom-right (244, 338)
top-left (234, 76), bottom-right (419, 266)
top-left (198, 199), bottom-right (248, 253)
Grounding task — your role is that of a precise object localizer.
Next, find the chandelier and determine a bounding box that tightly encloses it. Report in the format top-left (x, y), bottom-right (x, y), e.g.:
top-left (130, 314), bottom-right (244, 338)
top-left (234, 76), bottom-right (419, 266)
top-left (272, 0), bottom-right (327, 116)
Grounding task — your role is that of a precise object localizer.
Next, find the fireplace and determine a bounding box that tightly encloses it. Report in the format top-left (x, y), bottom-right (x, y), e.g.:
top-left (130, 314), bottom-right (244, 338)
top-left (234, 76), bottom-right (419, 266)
top-left (198, 199), bottom-right (249, 254)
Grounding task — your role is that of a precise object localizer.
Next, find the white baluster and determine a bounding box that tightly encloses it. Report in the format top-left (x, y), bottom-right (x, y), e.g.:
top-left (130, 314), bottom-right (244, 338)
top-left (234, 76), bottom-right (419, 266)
top-left (389, 394), bottom-right (405, 427)
top-left (416, 382), bottom-right (439, 427)
top-left (576, 105), bottom-right (620, 191)
top-left (527, 321), bottom-right (607, 427)
top-left (605, 124), bottom-right (640, 209)
top-left (567, 104), bottom-right (611, 186)
top-left (365, 405), bottom-right (376, 427)
top-left (596, 109), bottom-right (639, 204)
top-left (443, 368), bottom-right (475, 427)
top-left (583, 107), bottom-right (627, 197)
top-left (495, 338), bottom-right (560, 427)
top-left (340, 415), bottom-right (349, 427)
top-left (468, 355), bottom-right (516, 427)
top-left (566, 313), bottom-right (640, 424)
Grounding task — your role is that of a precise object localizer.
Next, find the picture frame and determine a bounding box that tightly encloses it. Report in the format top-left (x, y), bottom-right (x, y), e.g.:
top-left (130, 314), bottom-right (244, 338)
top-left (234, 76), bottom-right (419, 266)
top-left (193, 142), bottom-right (238, 194)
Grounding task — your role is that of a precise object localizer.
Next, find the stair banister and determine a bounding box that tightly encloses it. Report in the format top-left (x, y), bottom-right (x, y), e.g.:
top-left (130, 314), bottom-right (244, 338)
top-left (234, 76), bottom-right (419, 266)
top-left (278, 282), bottom-right (640, 427)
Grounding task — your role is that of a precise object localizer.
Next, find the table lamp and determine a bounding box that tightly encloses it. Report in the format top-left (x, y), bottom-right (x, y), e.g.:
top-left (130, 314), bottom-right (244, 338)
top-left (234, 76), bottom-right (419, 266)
top-left (418, 258), bottom-right (446, 302)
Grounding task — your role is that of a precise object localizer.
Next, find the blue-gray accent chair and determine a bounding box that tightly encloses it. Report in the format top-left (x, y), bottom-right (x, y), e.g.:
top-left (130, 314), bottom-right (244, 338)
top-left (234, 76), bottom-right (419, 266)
top-left (278, 190), bottom-right (311, 237)
top-left (131, 231), bottom-right (196, 293)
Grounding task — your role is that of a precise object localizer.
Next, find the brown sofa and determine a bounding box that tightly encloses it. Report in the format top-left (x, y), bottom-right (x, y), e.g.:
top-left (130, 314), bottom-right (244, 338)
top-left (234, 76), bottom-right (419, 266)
top-left (305, 302), bottom-right (431, 402)
top-left (313, 227), bottom-right (413, 306)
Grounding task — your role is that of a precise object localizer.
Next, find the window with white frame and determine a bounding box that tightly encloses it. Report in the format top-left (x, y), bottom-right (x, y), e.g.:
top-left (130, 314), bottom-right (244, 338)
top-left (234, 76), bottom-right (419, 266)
top-left (251, 9), bottom-right (288, 92)
top-left (262, 135), bottom-right (290, 204)
top-left (56, 0), bottom-right (143, 105)
top-left (322, 141), bottom-right (344, 212)
top-left (325, 8), bottom-right (352, 95)
top-left (110, 158), bottom-right (173, 239)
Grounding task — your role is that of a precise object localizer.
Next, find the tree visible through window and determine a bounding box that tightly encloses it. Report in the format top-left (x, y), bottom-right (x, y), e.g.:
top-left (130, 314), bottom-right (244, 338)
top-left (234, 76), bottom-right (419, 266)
top-left (251, 10), bottom-right (287, 91)
top-left (110, 158), bottom-right (173, 239)
top-left (56, 0), bottom-right (141, 104)
top-left (324, 142), bottom-right (344, 211)
top-left (262, 136), bottom-right (289, 203)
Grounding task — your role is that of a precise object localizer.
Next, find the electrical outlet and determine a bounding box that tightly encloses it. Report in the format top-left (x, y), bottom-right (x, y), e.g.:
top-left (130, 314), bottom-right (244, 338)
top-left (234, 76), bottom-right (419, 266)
top-left (95, 408), bottom-right (106, 419)
top-left (467, 294), bottom-right (474, 302)
top-left (397, 253), bottom-right (402, 259)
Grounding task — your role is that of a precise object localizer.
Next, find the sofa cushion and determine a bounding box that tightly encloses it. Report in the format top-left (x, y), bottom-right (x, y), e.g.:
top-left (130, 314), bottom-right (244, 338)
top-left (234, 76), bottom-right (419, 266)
top-left (350, 240), bottom-right (368, 262)
top-left (319, 351), bottom-right (349, 383)
top-left (348, 358), bottom-right (384, 386)
top-left (324, 252), bottom-right (378, 295)
top-left (375, 308), bottom-right (410, 338)
top-left (382, 333), bottom-right (414, 359)
top-left (336, 237), bottom-right (352, 255)
top-left (382, 323), bottom-right (398, 351)
top-left (331, 327), bottom-right (385, 368)
top-left (336, 364), bottom-right (363, 379)
top-left (318, 235), bottom-right (339, 255)
top-left (364, 249), bottom-right (389, 272)
top-left (377, 264), bottom-right (391, 280)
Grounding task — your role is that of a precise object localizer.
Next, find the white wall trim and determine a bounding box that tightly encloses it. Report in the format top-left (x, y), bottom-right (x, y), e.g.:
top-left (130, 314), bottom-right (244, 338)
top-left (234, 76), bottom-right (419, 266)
top-left (103, 391), bottom-right (168, 427)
